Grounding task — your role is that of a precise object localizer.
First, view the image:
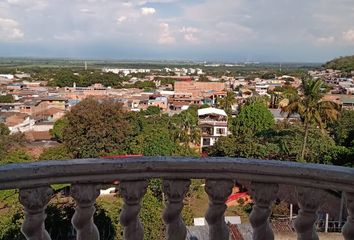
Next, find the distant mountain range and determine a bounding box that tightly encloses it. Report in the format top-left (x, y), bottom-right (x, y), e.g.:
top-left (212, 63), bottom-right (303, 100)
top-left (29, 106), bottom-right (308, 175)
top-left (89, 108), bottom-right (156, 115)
top-left (323, 55), bottom-right (354, 72)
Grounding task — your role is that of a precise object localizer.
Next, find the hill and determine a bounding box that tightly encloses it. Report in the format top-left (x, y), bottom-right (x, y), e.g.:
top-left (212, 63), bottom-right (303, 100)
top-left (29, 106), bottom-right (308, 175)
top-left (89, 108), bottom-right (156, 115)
top-left (323, 55), bottom-right (354, 72)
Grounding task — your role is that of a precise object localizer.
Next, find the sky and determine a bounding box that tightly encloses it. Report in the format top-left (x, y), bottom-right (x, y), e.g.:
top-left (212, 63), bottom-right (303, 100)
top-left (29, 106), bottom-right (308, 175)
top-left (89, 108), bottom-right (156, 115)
top-left (0, 0), bottom-right (354, 62)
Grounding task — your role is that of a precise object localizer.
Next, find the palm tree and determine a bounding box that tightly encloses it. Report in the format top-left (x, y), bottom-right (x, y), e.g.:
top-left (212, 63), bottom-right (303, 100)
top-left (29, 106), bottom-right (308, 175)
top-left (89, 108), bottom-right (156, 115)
top-left (282, 79), bottom-right (340, 161)
top-left (217, 91), bottom-right (236, 114)
top-left (170, 108), bottom-right (201, 146)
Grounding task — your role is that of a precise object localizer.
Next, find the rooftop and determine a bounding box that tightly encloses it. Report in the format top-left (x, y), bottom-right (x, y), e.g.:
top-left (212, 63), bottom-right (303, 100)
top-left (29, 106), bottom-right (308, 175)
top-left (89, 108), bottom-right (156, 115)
top-left (198, 107), bottom-right (227, 117)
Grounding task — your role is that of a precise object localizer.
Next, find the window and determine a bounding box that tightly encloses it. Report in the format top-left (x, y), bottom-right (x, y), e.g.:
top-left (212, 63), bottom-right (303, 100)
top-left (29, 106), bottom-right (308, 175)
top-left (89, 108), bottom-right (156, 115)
top-left (203, 138), bottom-right (211, 146)
top-left (216, 128), bottom-right (225, 135)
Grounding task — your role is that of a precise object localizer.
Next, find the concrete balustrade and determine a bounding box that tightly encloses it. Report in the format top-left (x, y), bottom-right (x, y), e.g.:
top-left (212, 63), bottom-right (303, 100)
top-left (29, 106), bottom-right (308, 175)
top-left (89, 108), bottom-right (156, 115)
top-left (0, 157), bottom-right (353, 240)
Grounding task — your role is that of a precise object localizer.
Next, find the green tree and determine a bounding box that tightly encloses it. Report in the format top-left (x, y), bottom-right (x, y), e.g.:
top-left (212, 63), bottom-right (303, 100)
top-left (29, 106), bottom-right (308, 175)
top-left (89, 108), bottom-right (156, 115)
top-left (332, 110), bottom-right (354, 147)
top-left (282, 79), bottom-right (340, 161)
top-left (217, 91), bottom-right (236, 115)
top-left (125, 110), bottom-right (198, 156)
top-left (39, 145), bottom-right (73, 161)
top-left (144, 106), bottom-right (161, 116)
top-left (0, 125), bottom-right (26, 163)
top-left (1, 150), bottom-right (32, 164)
top-left (50, 118), bottom-right (68, 143)
top-left (0, 95), bottom-right (14, 103)
top-left (170, 107), bottom-right (201, 146)
top-left (63, 98), bottom-right (131, 158)
top-left (0, 123), bottom-right (10, 136)
top-left (267, 123), bottom-right (337, 163)
top-left (231, 98), bottom-right (275, 136)
top-left (209, 135), bottom-right (279, 159)
top-left (323, 145), bottom-right (354, 167)
top-left (324, 55), bottom-right (354, 72)
top-left (129, 127), bottom-right (176, 156)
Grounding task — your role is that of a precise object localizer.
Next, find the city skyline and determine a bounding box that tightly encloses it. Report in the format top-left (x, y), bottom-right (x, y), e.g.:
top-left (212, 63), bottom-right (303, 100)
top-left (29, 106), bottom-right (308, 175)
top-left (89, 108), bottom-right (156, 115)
top-left (0, 0), bottom-right (354, 62)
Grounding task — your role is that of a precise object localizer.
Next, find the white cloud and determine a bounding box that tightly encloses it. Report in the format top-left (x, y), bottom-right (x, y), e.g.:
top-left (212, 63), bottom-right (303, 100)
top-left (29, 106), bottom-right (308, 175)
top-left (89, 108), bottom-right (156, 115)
top-left (316, 36), bottom-right (335, 44)
top-left (180, 27), bottom-right (200, 43)
top-left (53, 31), bottom-right (82, 41)
top-left (183, 33), bottom-right (198, 43)
top-left (343, 29), bottom-right (354, 42)
top-left (5, 0), bottom-right (48, 10)
top-left (141, 7), bottom-right (156, 15)
top-left (80, 8), bottom-right (93, 14)
top-left (180, 27), bottom-right (199, 33)
top-left (158, 22), bottom-right (175, 44)
top-left (117, 16), bottom-right (127, 24)
top-left (130, 0), bottom-right (177, 5)
top-left (0, 18), bottom-right (24, 41)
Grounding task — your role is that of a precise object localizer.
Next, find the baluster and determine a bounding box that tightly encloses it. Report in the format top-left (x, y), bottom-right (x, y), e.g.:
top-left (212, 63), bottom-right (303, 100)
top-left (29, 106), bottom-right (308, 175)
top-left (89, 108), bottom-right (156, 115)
top-left (19, 186), bottom-right (53, 240)
top-left (71, 184), bottom-right (100, 240)
top-left (205, 179), bottom-right (233, 240)
top-left (342, 192), bottom-right (354, 240)
top-left (294, 187), bottom-right (327, 240)
top-left (249, 182), bottom-right (278, 240)
top-left (162, 179), bottom-right (191, 240)
top-left (119, 180), bottom-right (148, 240)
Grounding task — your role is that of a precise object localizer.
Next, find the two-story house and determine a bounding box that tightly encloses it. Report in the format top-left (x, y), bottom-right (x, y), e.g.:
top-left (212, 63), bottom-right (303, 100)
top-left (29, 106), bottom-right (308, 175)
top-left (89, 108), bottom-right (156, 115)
top-left (198, 107), bottom-right (228, 148)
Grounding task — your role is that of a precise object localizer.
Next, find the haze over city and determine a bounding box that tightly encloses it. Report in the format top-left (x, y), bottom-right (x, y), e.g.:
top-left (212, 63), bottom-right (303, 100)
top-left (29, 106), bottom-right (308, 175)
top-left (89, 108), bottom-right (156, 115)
top-left (0, 0), bottom-right (354, 62)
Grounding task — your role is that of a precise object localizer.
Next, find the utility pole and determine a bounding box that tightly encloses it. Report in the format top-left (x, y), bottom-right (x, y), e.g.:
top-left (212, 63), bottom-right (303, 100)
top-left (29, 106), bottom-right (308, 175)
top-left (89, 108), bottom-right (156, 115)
top-left (85, 61), bottom-right (87, 71)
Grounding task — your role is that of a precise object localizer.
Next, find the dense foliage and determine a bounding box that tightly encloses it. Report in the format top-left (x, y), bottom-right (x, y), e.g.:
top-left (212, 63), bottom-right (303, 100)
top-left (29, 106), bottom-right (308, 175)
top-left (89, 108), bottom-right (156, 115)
top-left (47, 99), bottom-right (199, 159)
top-left (50, 118), bottom-right (68, 143)
top-left (217, 91), bottom-right (236, 115)
top-left (62, 98), bottom-right (131, 158)
top-left (231, 98), bottom-right (275, 136)
top-left (323, 55), bottom-right (354, 72)
top-left (0, 124), bottom-right (29, 164)
top-left (210, 122), bottom-right (340, 163)
top-left (0, 95), bottom-right (15, 103)
top-left (282, 79), bottom-right (340, 160)
top-left (332, 110), bottom-right (354, 147)
top-left (0, 85), bottom-right (353, 239)
top-left (38, 145), bottom-right (73, 161)
top-left (45, 69), bottom-right (129, 88)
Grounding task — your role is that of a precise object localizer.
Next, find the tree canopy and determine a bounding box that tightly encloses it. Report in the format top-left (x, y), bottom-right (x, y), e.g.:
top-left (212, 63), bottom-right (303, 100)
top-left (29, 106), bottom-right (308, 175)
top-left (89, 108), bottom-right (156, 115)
top-left (231, 97), bottom-right (275, 136)
top-left (282, 79), bottom-right (340, 160)
top-left (0, 95), bottom-right (14, 103)
top-left (217, 91), bottom-right (236, 115)
top-left (210, 123), bottom-right (338, 164)
top-left (50, 118), bottom-right (68, 143)
top-left (323, 55), bottom-right (354, 72)
top-left (0, 124), bottom-right (27, 164)
top-left (332, 110), bottom-right (354, 147)
top-left (62, 98), bottom-right (131, 158)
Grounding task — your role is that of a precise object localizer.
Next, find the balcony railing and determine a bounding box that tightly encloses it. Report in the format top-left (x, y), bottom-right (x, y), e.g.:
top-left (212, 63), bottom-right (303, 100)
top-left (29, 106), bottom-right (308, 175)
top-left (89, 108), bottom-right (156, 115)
top-left (198, 120), bottom-right (228, 126)
top-left (0, 157), bottom-right (353, 240)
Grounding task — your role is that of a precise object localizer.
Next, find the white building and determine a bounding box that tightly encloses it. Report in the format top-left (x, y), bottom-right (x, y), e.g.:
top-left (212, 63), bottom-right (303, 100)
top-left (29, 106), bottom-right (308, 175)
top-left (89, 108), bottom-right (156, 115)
top-left (255, 82), bottom-right (270, 96)
top-left (198, 108), bottom-right (228, 147)
top-left (8, 116), bottom-right (36, 134)
top-left (0, 74), bottom-right (14, 80)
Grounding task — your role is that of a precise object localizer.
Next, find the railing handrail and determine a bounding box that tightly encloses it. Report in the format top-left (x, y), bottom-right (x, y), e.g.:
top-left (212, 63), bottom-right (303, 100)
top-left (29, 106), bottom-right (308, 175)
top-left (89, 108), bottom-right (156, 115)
top-left (0, 157), bottom-right (353, 191)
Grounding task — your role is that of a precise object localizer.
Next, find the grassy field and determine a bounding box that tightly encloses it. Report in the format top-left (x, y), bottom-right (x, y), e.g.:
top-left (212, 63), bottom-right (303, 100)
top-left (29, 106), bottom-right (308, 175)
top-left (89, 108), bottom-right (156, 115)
top-left (188, 190), bottom-right (250, 223)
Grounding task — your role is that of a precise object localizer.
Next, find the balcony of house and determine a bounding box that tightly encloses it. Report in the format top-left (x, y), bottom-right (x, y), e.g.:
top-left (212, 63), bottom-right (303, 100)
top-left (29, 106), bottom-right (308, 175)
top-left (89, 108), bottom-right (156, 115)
top-left (198, 120), bottom-right (228, 127)
top-left (0, 157), bottom-right (353, 240)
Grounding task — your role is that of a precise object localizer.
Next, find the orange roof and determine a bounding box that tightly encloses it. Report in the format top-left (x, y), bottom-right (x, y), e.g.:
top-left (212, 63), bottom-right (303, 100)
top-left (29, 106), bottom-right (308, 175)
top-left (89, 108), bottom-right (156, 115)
top-left (25, 131), bottom-right (52, 141)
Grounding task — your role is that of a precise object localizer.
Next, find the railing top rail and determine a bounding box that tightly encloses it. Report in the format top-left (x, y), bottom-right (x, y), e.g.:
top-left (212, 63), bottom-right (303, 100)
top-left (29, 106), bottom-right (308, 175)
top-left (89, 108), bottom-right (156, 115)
top-left (0, 157), bottom-right (353, 191)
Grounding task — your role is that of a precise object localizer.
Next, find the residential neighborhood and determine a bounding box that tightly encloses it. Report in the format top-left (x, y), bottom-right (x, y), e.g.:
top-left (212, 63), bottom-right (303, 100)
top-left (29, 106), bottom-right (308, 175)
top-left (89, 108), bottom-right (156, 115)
top-left (0, 64), bottom-right (353, 146)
